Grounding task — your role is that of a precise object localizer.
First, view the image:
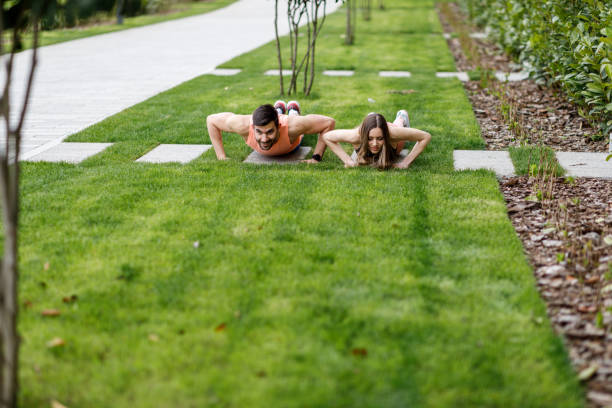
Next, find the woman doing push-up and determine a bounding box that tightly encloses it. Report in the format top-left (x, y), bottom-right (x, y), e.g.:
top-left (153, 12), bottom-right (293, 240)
top-left (323, 110), bottom-right (431, 169)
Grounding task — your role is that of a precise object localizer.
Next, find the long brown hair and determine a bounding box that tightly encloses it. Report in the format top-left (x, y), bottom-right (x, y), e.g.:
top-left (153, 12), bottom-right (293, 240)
top-left (356, 113), bottom-right (397, 169)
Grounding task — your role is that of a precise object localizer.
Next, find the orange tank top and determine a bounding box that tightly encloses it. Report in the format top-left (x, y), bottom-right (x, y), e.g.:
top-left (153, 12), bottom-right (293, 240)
top-left (246, 115), bottom-right (303, 156)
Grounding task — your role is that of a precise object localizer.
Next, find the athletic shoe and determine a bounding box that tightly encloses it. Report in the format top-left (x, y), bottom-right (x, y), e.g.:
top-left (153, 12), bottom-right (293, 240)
top-left (396, 110), bottom-right (410, 127)
top-left (274, 100), bottom-right (287, 115)
top-left (287, 100), bottom-right (301, 116)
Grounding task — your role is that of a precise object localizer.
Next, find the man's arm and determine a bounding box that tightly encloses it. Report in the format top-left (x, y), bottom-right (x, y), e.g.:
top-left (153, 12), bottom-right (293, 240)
top-left (388, 127), bottom-right (432, 169)
top-left (206, 113), bottom-right (250, 160)
top-left (289, 114), bottom-right (335, 163)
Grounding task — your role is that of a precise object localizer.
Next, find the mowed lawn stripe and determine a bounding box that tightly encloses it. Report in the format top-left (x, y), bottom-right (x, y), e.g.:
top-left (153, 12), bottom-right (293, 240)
top-left (18, 0), bottom-right (585, 406)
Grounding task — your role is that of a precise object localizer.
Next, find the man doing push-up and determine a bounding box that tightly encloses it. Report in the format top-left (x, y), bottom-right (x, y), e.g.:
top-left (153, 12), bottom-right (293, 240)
top-left (206, 101), bottom-right (335, 163)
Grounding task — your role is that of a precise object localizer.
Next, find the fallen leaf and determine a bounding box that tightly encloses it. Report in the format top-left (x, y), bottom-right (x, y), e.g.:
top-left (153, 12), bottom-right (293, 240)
top-left (585, 275), bottom-right (600, 284)
top-left (352, 348), bottom-right (368, 357)
top-left (148, 334), bottom-right (159, 342)
top-left (577, 304), bottom-right (598, 313)
top-left (256, 370), bottom-right (267, 378)
top-left (44, 262), bottom-right (50, 271)
top-left (578, 364), bottom-right (599, 381)
top-left (367, 98), bottom-right (376, 103)
top-left (215, 323), bottom-right (227, 332)
top-left (41, 309), bottom-right (61, 317)
top-left (51, 400), bottom-right (68, 408)
top-left (46, 338), bottom-right (65, 348)
top-left (23, 300), bottom-right (33, 309)
top-left (62, 295), bottom-right (78, 304)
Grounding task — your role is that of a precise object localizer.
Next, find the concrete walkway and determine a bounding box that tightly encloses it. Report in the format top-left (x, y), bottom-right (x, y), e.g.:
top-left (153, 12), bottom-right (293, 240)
top-left (3, 0), bottom-right (341, 159)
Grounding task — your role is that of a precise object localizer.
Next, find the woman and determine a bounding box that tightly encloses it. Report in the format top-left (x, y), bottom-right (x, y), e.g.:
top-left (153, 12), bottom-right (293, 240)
top-left (323, 110), bottom-right (431, 169)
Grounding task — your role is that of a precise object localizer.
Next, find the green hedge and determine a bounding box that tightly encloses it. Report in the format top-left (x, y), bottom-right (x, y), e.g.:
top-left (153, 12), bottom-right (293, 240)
top-left (459, 0), bottom-right (612, 136)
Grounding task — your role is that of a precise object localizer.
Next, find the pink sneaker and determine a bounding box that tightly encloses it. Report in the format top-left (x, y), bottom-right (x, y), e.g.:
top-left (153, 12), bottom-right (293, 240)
top-left (287, 100), bottom-right (301, 116)
top-left (274, 100), bottom-right (287, 115)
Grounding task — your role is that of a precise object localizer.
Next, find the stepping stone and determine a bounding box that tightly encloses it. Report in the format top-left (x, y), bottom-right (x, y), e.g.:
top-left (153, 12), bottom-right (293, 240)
top-left (209, 69), bottom-right (241, 76)
top-left (469, 32), bottom-right (487, 39)
top-left (556, 152), bottom-right (612, 179)
top-left (264, 69), bottom-right (293, 76)
top-left (379, 71), bottom-right (412, 78)
top-left (350, 149), bottom-right (409, 163)
top-left (453, 150), bottom-right (515, 177)
top-left (495, 71), bottom-right (529, 82)
top-left (436, 72), bottom-right (469, 82)
top-left (136, 144), bottom-right (212, 164)
top-left (244, 146), bottom-right (312, 164)
top-left (25, 142), bottom-right (113, 163)
top-left (323, 70), bottom-right (354, 77)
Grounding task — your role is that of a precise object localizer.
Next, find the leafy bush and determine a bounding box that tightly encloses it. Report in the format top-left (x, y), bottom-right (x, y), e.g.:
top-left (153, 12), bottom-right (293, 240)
top-left (458, 0), bottom-right (612, 136)
top-left (40, 0), bottom-right (149, 29)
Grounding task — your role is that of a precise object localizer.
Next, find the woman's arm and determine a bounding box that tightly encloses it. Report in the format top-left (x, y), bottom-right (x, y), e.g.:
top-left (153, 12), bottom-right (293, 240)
top-left (322, 129), bottom-right (360, 167)
top-left (389, 127), bottom-right (432, 169)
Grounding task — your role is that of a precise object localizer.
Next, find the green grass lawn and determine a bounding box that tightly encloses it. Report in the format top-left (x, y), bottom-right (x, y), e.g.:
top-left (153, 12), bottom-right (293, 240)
top-left (9, 0), bottom-right (237, 50)
top-left (19, 0), bottom-right (585, 406)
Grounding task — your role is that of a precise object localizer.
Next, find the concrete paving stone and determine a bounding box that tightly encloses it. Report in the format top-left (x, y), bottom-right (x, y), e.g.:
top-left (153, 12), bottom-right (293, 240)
top-left (209, 69), bottom-right (242, 76)
top-left (453, 150), bottom-right (515, 177)
top-left (379, 71), bottom-right (412, 78)
top-left (24, 142), bottom-right (113, 163)
top-left (495, 71), bottom-right (530, 82)
top-left (556, 152), bottom-right (612, 179)
top-left (436, 72), bottom-right (469, 82)
top-left (323, 70), bottom-right (354, 77)
top-left (469, 32), bottom-right (487, 39)
top-left (244, 146), bottom-right (312, 164)
top-left (264, 69), bottom-right (294, 76)
top-left (135, 144), bottom-right (212, 164)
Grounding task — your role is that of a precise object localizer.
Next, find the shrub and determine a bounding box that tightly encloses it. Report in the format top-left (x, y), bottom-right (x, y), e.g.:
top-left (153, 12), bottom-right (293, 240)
top-left (458, 0), bottom-right (612, 136)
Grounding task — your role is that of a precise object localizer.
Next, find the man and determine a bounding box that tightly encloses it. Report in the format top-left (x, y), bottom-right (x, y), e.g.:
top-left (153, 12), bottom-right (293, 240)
top-left (206, 101), bottom-right (335, 163)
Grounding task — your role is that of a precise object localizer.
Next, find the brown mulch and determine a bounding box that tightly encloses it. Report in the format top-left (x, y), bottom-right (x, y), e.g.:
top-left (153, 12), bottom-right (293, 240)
top-left (465, 81), bottom-right (607, 152)
top-left (501, 177), bottom-right (612, 407)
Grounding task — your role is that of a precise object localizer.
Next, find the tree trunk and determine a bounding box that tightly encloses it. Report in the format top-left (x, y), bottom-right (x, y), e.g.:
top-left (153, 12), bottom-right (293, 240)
top-left (274, 0), bottom-right (284, 95)
top-left (0, 9), bottom-right (40, 408)
top-left (362, 0), bottom-right (371, 21)
top-left (345, 0), bottom-right (354, 45)
top-left (0, 165), bottom-right (18, 408)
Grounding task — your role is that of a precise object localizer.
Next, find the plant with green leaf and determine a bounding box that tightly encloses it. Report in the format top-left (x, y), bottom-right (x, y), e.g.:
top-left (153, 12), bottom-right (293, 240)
top-left (458, 0), bottom-right (612, 137)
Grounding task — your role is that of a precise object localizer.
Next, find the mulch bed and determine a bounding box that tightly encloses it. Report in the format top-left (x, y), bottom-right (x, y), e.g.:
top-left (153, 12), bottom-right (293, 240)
top-left (502, 177), bottom-right (612, 407)
top-left (438, 3), bottom-right (612, 407)
top-left (437, 2), bottom-right (607, 152)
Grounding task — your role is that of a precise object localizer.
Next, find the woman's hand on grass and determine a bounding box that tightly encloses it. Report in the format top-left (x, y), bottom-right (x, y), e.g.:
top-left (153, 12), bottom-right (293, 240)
top-left (393, 161), bottom-right (410, 169)
top-left (301, 158), bottom-right (320, 164)
top-left (344, 160), bottom-right (358, 168)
